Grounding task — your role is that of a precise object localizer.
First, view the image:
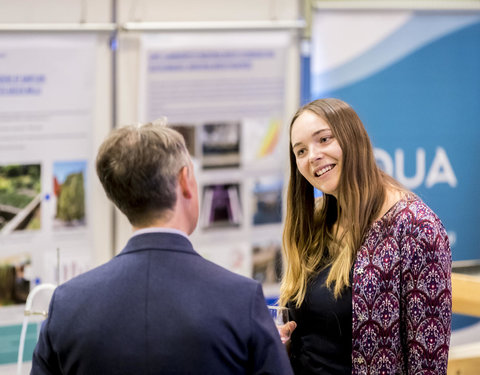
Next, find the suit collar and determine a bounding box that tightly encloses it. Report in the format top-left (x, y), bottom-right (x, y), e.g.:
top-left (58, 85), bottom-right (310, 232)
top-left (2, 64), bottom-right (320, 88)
top-left (118, 232), bottom-right (197, 257)
top-left (132, 227), bottom-right (189, 240)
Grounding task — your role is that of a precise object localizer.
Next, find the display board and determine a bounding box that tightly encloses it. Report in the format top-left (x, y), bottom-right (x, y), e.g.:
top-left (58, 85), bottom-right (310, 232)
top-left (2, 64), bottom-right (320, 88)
top-left (139, 31), bottom-right (292, 298)
top-left (310, 9), bottom-right (480, 262)
top-left (310, 8), bottom-right (480, 330)
top-left (0, 34), bottom-right (97, 365)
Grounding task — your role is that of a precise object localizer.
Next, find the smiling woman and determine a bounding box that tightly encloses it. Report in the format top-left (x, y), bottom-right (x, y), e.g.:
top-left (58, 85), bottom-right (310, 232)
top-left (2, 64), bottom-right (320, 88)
top-left (278, 98), bottom-right (452, 375)
top-left (290, 110), bottom-right (342, 197)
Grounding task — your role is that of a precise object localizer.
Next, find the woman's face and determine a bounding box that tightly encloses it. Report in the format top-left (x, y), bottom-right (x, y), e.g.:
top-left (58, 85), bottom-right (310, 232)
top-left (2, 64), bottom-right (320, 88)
top-left (291, 110), bottom-right (343, 198)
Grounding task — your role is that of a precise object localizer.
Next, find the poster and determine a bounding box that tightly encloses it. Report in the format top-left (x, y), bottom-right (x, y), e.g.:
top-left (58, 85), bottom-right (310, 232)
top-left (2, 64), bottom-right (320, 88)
top-left (139, 31), bottom-right (291, 298)
top-left (310, 10), bottom-right (480, 262)
top-left (0, 34), bottom-right (96, 365)
top-left (310, 8), bottom-right (480, 331)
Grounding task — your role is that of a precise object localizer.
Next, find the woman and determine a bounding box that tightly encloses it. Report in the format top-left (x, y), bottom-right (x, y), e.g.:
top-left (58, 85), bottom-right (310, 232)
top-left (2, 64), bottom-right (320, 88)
top-left (279, 98), bottom-right (451, 374)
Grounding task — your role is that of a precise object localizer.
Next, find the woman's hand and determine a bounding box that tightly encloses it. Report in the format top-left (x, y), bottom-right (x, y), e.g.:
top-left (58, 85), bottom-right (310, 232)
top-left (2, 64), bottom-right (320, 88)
top-left (278, 321), bottom-right (297, 344)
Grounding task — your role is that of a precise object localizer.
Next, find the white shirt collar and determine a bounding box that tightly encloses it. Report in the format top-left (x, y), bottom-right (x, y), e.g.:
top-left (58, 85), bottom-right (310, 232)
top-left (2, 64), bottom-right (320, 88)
top-left (131, 227), bottom-right (189, 240)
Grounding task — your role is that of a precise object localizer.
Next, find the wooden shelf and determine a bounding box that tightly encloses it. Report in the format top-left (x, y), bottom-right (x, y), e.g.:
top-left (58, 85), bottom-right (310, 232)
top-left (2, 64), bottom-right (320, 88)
top-left (448, 272), bottom-right (480, 374)
top-left (452, 272), bottom-right (480, 318)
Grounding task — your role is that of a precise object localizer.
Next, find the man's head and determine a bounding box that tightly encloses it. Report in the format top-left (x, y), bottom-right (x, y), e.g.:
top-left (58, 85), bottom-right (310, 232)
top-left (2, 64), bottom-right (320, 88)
top-left (96, 120), bottom-right (197, 230)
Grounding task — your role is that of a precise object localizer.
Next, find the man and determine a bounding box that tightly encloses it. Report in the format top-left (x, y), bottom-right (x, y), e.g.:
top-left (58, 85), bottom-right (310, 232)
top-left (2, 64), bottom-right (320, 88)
top-left (31, 121), bottom-right (293, 374)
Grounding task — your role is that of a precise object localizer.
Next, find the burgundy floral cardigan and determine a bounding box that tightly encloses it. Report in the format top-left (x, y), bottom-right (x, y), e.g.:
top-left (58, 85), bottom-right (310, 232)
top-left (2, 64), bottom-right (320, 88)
top-left (352, 194), bottom-right (452, 374)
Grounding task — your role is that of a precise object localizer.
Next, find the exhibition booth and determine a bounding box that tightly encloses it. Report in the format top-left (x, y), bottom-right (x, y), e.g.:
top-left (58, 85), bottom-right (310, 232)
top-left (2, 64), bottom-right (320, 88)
top-left (1, 0), bottom-right (479, 373)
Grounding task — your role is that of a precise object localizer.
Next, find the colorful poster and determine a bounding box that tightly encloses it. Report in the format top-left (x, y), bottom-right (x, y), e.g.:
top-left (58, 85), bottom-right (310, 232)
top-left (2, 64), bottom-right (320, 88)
top-left (0, 34), bottom-right (96, 365)
top-left (139, 31), bottom-right (290, 285)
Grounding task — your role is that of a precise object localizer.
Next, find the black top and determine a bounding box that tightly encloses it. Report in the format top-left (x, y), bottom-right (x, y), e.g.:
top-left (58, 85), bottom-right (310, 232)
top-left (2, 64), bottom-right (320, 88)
top-left (288, 265), bottom-right (352, 374)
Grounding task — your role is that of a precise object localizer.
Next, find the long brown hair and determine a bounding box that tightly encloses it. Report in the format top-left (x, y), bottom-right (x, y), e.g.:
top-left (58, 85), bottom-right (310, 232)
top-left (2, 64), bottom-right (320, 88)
top-left (280, 98), bottom-right (400, 307)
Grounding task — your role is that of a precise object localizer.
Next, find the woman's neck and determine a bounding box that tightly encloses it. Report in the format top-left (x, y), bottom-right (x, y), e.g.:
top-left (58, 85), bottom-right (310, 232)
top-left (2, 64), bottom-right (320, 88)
top-left (374, 187), bottom-right (404, 222)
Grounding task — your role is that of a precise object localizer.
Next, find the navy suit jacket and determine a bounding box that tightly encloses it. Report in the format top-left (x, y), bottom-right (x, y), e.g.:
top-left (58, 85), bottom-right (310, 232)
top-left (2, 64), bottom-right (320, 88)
top-left (31, 232), bottom-right (293, 375)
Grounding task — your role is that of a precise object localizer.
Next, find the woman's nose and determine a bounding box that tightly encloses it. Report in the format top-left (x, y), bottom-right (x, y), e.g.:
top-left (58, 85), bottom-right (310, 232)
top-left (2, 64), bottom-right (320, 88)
top-left (309, 144), bottom-right (323, 163)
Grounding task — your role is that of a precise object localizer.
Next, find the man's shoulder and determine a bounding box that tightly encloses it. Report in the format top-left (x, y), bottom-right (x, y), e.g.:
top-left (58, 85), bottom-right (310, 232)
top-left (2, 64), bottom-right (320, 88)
top-left (196, 254), bottom-right (258, 287)
top-left (54, 260), bottom-right (112, 293)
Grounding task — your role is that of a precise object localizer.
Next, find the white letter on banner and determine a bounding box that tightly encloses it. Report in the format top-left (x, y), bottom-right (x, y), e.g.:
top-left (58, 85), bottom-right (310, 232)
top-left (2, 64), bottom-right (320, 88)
top-left (425, 147), bottom-right (457, 188)
top-left (395, 148), bottom-right (425, 189)
top-left (374, 148), bottom-right (393, 176)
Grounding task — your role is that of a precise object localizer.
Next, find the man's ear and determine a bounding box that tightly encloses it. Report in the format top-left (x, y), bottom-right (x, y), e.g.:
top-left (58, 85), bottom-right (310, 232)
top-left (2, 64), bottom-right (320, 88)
top-left (178, 166), bottom-right (192, 199)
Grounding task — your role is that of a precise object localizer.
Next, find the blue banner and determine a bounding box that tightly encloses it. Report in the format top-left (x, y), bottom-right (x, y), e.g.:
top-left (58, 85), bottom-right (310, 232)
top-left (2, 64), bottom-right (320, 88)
top-left (311, 12), bottom-right (480, 262)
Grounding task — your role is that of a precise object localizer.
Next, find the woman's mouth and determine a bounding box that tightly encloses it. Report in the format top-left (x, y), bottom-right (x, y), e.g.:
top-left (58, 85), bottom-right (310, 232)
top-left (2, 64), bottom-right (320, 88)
top-left (314, 164), bottom-right (335, 177)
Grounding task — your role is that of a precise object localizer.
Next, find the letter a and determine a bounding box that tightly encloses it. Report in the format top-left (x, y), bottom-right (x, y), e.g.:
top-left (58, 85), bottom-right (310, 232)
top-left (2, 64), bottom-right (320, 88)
top-left (425, 147), bottom-right (457, 188)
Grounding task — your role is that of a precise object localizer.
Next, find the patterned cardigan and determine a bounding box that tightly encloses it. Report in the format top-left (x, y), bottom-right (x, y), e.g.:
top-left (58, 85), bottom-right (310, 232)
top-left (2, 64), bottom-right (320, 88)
top-left (352, 194), bottom-right (452, 374)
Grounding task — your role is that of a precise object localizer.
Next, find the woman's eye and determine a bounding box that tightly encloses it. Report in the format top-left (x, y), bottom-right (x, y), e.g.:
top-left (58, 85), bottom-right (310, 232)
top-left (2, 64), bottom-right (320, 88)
top-left (320, 136), bottom-right (331, 143)
top-left (296, 149), bottom-right (305, 157)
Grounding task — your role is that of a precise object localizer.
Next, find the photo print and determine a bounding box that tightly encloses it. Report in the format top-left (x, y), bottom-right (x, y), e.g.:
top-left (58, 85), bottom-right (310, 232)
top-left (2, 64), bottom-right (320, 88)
top-left (251, 175), bottom-right (283, 225)
top-left (0, 253), bottom-right (31, 306)
top-left (252, 240), bottom-right (282, 294)
top-left (242, 117), bottom-right (283, 168)
top-left (0, 164), bottom-right (41, 235)
top-left (53, 160), bottom-right (86, 228)
top-left (201, 122), bottom-right (240, 169)
top-left (200, 183), bottom-right (242, 229)
top-left (43, 246), bottom-right (91, 285)
top-left (170, 123), bottom-right (198, 158)
top-left (197, 242), bottom-right (251, 278)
